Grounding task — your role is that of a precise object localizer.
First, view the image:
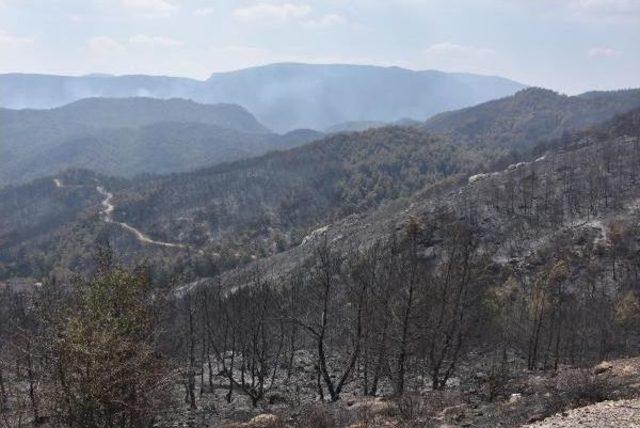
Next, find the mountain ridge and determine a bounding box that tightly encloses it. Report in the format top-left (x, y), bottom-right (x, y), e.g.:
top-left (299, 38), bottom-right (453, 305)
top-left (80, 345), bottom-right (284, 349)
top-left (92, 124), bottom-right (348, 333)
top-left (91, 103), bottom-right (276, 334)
top-left (424, 87), bottom-right (640, 150)
top-left (0, 63), bottom-right (527, 131)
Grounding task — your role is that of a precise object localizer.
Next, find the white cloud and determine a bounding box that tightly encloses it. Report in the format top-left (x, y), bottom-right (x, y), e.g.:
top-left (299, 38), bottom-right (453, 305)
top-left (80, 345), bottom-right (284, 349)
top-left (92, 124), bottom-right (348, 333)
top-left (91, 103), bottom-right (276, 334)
top-left (575, 0), bottom-right (640, 13)
top-left (569, 0), bottom-right (640, 22)
top-left (194, 7), bottom-right (214, 17)
top-left (0, 32), bottom-right (34, 48)
top-left (129, 34), bottom-right (183, 48)
top-left (121, 0), bottom-right (178, 16)
top-left (67, 14), bottom-right (85, 23)
top-left (425, 42), bottom-right (496, 59)
top-left (233, 4), bottom-right (348, 30)
top-left (87, 36), bottom-right (125, 55)
top-left (588, 46), bottom-right (621, 58)
top-left (233, 3), bottom-right (312, 23)
top-left (206, 45), bottom-right (274, 72)
top-left (497, 0), bottom-right (640, 23)
top-left (87, 35), bottom-right (182, 57)
top-left (302, 14), bottom-right (347, 29)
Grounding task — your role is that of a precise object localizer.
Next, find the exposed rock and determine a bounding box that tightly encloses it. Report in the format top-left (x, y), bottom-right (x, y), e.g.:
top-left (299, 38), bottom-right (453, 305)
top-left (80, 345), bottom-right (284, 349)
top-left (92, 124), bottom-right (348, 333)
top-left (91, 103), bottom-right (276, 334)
top-left (347, 397), bottom-right (397, 416)
top-left (594, 361), bottom-right (614, 375)
top-left (219, 414), bottom-right (284, 428)
top-left (469, 173), bottom-right (490, 184)
top-left (301, 225), bottom-right (329, 246)
top-left (526, 399), bottom-right (640, 427)
top-left (509, 393), bottom-right (523, 403)
top-left (418, 246), bottom-right (436, 259)
top-left (245, 413), bottom-right (283, 428)
top-left (446, 377), bottom-right (461, 388)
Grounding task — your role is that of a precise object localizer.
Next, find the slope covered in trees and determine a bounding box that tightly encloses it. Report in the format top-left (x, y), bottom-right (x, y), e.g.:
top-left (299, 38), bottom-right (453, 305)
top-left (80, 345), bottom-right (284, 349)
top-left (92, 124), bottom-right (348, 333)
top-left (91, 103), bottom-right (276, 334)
top-left (424, 87), bottom-right (640, 150)
top-left (2, 89), bottom-right (640, 283)
top-left (2, 97), bottom-right (268, 133)
top-left (2, 122), bottom-right (310, 184)
top-left (0, 98), bottom-right (319, 186)
top-left (107, 89), bottom-right (640, 256)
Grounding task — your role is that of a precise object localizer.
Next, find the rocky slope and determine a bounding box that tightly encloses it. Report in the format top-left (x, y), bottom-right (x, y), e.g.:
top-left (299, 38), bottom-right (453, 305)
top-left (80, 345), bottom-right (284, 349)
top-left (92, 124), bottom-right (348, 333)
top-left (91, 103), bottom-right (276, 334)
top-left (527, 399), bottom-right (640, 428)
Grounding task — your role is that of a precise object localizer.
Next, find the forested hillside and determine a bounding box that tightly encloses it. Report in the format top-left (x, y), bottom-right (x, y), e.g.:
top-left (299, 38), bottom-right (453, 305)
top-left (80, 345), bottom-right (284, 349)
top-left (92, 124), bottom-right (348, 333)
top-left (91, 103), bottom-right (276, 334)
top-left (112, 127), bottom-right (485, 248)
top-left (424, 87), bottom-right (640, 150)
top-left (2, 88), bottom-right (640, 284)
top-left (0, 98), bottom-right (320, 186)
top-left (105, 88), bottom-right (640, 261)
top-left (2, 97), bottom-right (268, 132)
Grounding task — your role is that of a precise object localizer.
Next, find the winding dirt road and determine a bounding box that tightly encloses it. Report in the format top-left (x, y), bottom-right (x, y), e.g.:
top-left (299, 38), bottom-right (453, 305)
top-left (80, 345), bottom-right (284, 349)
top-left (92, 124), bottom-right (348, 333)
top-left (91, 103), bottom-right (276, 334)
top-left (55, 178), bottom-right (184, 249)
top-left (95, 185), bottom-right (185, 248)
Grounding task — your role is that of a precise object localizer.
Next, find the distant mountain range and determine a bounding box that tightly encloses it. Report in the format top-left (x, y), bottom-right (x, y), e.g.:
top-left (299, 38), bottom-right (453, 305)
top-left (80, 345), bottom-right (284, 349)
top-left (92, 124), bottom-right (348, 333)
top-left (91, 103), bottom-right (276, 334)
top-left (0, 63), bottom-right (526, 131)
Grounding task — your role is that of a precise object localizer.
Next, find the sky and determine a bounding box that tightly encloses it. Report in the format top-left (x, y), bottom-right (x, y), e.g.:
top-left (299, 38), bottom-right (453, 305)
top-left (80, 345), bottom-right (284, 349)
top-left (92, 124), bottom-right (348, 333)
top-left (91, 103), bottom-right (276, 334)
top-left (0, 0), bottom-right (639, 94)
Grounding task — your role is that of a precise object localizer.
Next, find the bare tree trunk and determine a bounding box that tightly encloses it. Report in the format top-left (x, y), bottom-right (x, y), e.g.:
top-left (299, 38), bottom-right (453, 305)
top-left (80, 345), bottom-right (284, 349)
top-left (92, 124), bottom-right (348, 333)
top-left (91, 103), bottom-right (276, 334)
top-left (0, 367), bottom-right (6, 409)
top-left (187, 302), bottom-right (197, 410)
top-left (25, 341), bottom-right (39, 423)
top-left (528, 292), bottom-right (546, 370)
top-left (395, 221), bottom-right (420, 395)
top-left (370, 321), bottom-right (388, 396)
top-left (395, 281), bottom-right (414, 395)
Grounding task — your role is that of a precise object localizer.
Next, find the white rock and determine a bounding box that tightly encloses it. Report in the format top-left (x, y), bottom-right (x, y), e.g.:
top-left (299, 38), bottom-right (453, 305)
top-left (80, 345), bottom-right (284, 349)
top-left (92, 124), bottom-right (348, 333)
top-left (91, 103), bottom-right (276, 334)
top-left (509, 393), bottom-right (522, 403)
top-left (469, 173), bottom-right (490, 184)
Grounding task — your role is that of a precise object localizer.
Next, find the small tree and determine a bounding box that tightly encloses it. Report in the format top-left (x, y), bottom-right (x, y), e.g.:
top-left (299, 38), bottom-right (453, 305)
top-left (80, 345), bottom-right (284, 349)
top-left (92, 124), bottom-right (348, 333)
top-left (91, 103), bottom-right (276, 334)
top-left (44, 266), bottom-right (174, 427)
top-left (615, 290), bottom-right (640, 352)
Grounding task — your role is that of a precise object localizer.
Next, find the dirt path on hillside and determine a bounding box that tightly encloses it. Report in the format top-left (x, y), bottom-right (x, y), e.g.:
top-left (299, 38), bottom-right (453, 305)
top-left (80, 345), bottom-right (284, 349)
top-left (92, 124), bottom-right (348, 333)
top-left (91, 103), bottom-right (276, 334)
top-left (55, 177), bottom-right (184, 248)
top-left (95, 185), bottom-right (185, 248)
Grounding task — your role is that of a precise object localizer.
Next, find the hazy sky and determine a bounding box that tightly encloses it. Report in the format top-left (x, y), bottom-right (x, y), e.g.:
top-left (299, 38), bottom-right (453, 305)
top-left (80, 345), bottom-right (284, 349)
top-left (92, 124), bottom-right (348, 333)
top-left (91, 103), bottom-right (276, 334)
top-left (1, 0), bottom-right (639, 94)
